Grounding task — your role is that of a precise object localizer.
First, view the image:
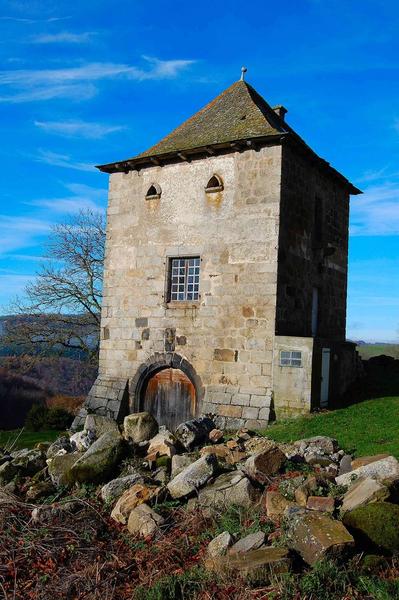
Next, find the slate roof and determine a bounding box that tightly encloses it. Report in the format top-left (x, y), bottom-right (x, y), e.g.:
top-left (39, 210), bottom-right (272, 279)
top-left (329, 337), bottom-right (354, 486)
top-left (97, 79), bottom-right (361, 194)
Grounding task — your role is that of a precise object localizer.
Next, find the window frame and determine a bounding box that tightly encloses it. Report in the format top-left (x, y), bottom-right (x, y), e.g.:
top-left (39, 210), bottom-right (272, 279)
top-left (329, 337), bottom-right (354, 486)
top-left (166, 256), bottom-right (201, 304)
top-left (279, 350), bottom-right (302, 368)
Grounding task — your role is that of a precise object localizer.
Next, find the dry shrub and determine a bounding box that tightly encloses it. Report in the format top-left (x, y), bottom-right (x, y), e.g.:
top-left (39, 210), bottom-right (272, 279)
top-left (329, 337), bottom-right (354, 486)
top-left (46, 394), bottom-right (85, 415)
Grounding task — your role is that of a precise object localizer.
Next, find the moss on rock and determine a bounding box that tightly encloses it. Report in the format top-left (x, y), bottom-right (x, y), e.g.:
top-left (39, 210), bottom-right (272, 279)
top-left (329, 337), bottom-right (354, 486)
top-left (343, 502), bottom-right (399, 554)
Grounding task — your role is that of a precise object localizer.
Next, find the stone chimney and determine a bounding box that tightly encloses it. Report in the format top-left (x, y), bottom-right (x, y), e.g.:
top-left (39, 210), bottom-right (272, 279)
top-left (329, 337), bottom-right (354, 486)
top-left (273, 105), bottom-right (288, 121)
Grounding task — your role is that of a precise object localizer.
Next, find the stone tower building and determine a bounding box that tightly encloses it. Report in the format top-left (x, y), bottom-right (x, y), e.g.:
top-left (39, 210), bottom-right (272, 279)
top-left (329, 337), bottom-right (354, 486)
top-left (73, 78), bottom-right (361, 431)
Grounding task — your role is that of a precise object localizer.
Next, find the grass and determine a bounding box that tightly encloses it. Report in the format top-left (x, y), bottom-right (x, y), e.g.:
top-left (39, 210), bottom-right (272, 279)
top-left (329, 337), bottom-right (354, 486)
top-left (357, 343), bottom-right (399, 360)
top-left (263, 396), bottom-right (399, 459)
top-left (0, 429), bottom-right (63, 450)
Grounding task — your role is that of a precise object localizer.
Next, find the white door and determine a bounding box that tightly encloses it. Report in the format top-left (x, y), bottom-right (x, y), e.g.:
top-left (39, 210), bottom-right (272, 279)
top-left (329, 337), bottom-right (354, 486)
top-left (320, 348), bottom-right (330, 408)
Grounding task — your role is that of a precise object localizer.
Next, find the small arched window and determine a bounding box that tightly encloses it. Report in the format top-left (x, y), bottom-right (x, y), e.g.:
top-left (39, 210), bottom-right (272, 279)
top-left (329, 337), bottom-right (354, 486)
top-left (146, 183), bottom-right (162, 200)
top-left (205, 174), bottom-right (224, 193)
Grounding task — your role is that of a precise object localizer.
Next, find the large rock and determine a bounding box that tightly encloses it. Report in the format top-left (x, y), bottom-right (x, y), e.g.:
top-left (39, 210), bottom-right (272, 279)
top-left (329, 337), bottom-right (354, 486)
top-left (123, 412), bottom-right (158, 443)
top-left (351, 454), bottom-right (390, 470)
top-left (205, 546), bottom-right (291, 581)
top-left (167, 454), bottom-right (218, 499)
top-left (336, 456), bottom-right (399, 487)
top-left (70, 431), bottom-right (125, 483)
top-left (294, 436), bottom-right (338, 456)
top-left (244, 446), bottom-right (286, 483)
top-left (111, 483), bottom-right (162, 524)
top-left (101, 473), bottom-right (149, 504)
top-left (207, 532), bottom-right (234, 557)
top-left (171, 454), bottom-right (196, 478)
top-left (287, 511), bottom-right (354, 565)
top-left (47, 452), bottom-right (84, 487)
top-left (84, 414), bottom-right (120, 438)
top-left (26, 481), bottom-right (55, 502)
top-left (127, 504), bottom-right (165, 537)
top-left (70, 430), bottom-right (95, 452)
top-left (265, 491), bottom-right (296, 519)
top-left (10, 448), bottom-right (46, 476)
top-left (0, 460), bottom-right (18, 486)
top-left (147, 428), bottom-right (176, 458)
top-left (200, 444), bottom-right (247, 465)
top-left (342, 502), bottom-right (399, 554)
top-left (174, 416), bottom-right (216, 451)
top-left (229, 531), bottom-right (265, 554)
top-left (341, 477), bottom-right (389, 514)
top-left (196, 471), bottom-right (261, 509)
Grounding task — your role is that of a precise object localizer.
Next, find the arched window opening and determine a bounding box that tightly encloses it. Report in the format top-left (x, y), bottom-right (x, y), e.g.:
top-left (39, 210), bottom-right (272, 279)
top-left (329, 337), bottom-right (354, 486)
top-left (205, 174), bottom-right (224, 193)
top-left (146, 183), bottom-right (162, 199)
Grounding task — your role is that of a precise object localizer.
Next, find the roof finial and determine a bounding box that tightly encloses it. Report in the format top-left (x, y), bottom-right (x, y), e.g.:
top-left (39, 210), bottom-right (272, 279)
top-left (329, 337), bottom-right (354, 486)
top-left (240, 66), bottom-right (247, 81)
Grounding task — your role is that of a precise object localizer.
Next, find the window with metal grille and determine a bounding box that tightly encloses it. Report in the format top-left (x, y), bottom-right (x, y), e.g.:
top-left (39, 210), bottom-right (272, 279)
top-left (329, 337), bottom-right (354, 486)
top-left (168, 257), bottom-right (200, 302)
top-left (280, 350), bottom-right (302, 367)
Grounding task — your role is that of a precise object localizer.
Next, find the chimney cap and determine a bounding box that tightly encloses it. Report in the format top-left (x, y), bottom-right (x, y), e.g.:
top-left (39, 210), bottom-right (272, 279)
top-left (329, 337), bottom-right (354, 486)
top-left (273, 105), bottom-right (288, 120)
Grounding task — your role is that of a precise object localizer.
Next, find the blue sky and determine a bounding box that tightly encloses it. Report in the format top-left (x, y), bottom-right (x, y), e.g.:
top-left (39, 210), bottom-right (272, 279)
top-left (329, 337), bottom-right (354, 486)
top-left (0, 0), bottom-right (398, 342)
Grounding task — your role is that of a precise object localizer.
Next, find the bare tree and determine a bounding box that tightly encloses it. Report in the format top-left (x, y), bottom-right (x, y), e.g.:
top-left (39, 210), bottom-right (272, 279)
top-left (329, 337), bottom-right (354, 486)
top-left (3, 209), bottom-right (105, 364)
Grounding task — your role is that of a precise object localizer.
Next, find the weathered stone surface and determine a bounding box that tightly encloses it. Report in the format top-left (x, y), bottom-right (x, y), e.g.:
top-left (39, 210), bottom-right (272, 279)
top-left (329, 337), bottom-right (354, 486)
top-left (26, 481), bottom-right (55, 501)
top-left (147, 429), bottom-right (176, 458)
top-left (200, 444), bottom-right (247, 465)
top-left (338, 454), bottom-right (353, 476)
top-left (71, 432), bottom-right (124, 484)
top-left (205, 546), bottom-right (291, 580)
top-left (84, 414), bottom-right (120, 437)
top-left (167, 454), bottom-right (218, 499)
top-left (306, 496), bottom-right (335, 513)
top-left (304, 452), bottom-right (333, 467)
top-left (171, 454), bottom-right (196, 478)
top-left (70, 430), bottom-right (95, 452)
top-left (196, 471), bottom-right (261, 509)
top-left (244, 446), bottom-right (286, 483)
top-left (295, 476), bottom-right (318, 507)
top-left (294, 436), bottom-right (338, 456)
top-left (11, 448), bottom-right (46, 476)
top-left (207, 531), bottom-right (234, 557)
top-left (101, 473), bottom-right (148, 504)
top-left (244, 437), bottom-right (276, 455)
top-left (111, 483), bottom-right (162, 524)
top-left (336, 456), bottom-right (399, 487)
top-left (265, 491), bottom-right (295, 519)
top-left (209, 429), bottom-right (224, 443)
top-left (123, 412), bottom-right (158, 443)
top-left (341, 477), bottom-right (389, 514)
top-left (175, 417), bottom-right (216, 451)
top-left (287, 511), bottom-right (354, 565)
top-left (47, 452), bottom-right (83, 487)
top-left (46, 436), bottom-right (74, 459)
top-left (351, 454), bottom-right (390, 471)
top-left (127, 504), bottom-right (165, 537)
top-left (0, 460), bottom-right (18, 485)
top-left (31, 500), bottom-right (82, 524)
top-left (342, 502), bottom-right (399, 554)
top-left (229, 531), bottom-right (265, 554)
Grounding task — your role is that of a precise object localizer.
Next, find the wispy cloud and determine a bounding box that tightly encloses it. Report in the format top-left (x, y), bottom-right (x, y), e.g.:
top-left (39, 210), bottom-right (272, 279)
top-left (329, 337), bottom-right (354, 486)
top-left (29, 182), bottom-right (107, 214)
top-left (0, 16), bottom-right (70, 24)
top-left (0, 56), bottom-right (197, 103)
top-left (31, 31), bottom-right (95, 44)
top-left (34, 119), bottom-right (125, 139)
top-left (350, 181), bottom-right (399, 236)
top-left (35, 149), bottom-right (94, 172)
top-left (0, 215), bottom-right (51, 256)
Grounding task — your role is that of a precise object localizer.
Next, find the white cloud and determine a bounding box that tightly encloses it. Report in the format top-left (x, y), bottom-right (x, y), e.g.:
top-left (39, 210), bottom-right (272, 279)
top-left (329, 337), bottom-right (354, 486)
top-left (0, 57), bottom-right (197, 103)
top-left (32, 31), bottom-right (94, 44)
top-left (29, 182), bottom-right (107, 214)
top-left (350, 181), bottom-right (399, 236)
top-left (35, 149), bottom-right (94, 172)
top-left (0, 215), bottom-right (51, 256)
top-left (0, 16), bottom-right (70, 23)
top-left (34, 119), bottom-right (124, 139)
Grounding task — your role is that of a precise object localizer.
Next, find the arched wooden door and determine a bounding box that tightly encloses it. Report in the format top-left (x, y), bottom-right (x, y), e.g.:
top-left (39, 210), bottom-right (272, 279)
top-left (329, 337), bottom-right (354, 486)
top-left (142, 368), bottom-right (196, 431)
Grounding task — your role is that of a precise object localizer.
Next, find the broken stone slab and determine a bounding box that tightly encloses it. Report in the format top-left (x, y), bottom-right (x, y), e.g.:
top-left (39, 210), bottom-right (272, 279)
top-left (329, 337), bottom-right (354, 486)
top-left (341, 478), bottom-right (390, 514)
top-left (174, 416), bottom-right (216, 451)
top-left (25, 481), bottom-right (55, 502)
top-left (342, 502), bottom-right (399, 554)
top-left (336, 456), bottom-right (399, 487)
top-left (195, 470), bottom-right (261, 509)
top-left (171, 454), bottom-right (196, 478)
top-left (338, 454), bottom-right (353, 477)
top-left (123, 412), bottom-right (158, 443)
top-left (84, 414), bottom-right (120, 438)
top-left (70, 431), bottom-right (125, 484)
top-left (207, 531), bottom-right (234, 557)
top-left (167, 454), bottom-right (218, 499)
top-left (200, 444), bottom-right (247, 465)
top-left (244, 446), bottom-right (286, 483)
top-left (0, 460), bottom-right (18, 486)
top-left (295, 476), bottom-right (318, 507)
top-left (70, 430), bottom-right (96, 452)
top-left (209, 429), bottom-right (224, 443)
top-left (351, 454), bottom-right (390, 470)
top-left (243, 437), bottom-right (276, 455)
top-left (147, 427), bottom-right (176, 458)
top-left (294, 436), bottom-right (339, 456)
top-left (127, 503), bottom-right (165, 537)
top-left (265, 491), bottom-right (296, 519)
top-left (306, 496), bottom-right (335, 513)
top-left (111, 483), bottom-right (163, 524)
top-left (229, 531), bottom-right (265, 554)
top-left (47, 452), bottom-right (84, 487)
top-left (101, 473), bottom-right (150, 504)
top-left (287, 511), bottom-right (354, 565)
top-left (205, 546), bottom-right (291, 581)
top-left (10, 448), bottom-right (46, 476)
top-left (304, 452), bottom-right (334, 467)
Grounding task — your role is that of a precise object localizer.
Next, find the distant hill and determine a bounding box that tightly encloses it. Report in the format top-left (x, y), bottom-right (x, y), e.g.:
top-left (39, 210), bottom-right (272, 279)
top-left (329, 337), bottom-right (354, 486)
top-left (356, 343), bottom-right (399, 361)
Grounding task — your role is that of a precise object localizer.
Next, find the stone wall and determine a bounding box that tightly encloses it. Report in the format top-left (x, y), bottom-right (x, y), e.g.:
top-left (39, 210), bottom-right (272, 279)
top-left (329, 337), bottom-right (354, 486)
top-left (98, 145), bottom-right (282, 428)
top-left (276, 141), bottom-right (350, 340)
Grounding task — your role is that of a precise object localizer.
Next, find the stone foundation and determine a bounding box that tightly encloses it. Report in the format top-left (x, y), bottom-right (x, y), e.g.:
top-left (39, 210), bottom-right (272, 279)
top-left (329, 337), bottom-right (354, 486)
top-left (71, 376), bottom-right (129, 431)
